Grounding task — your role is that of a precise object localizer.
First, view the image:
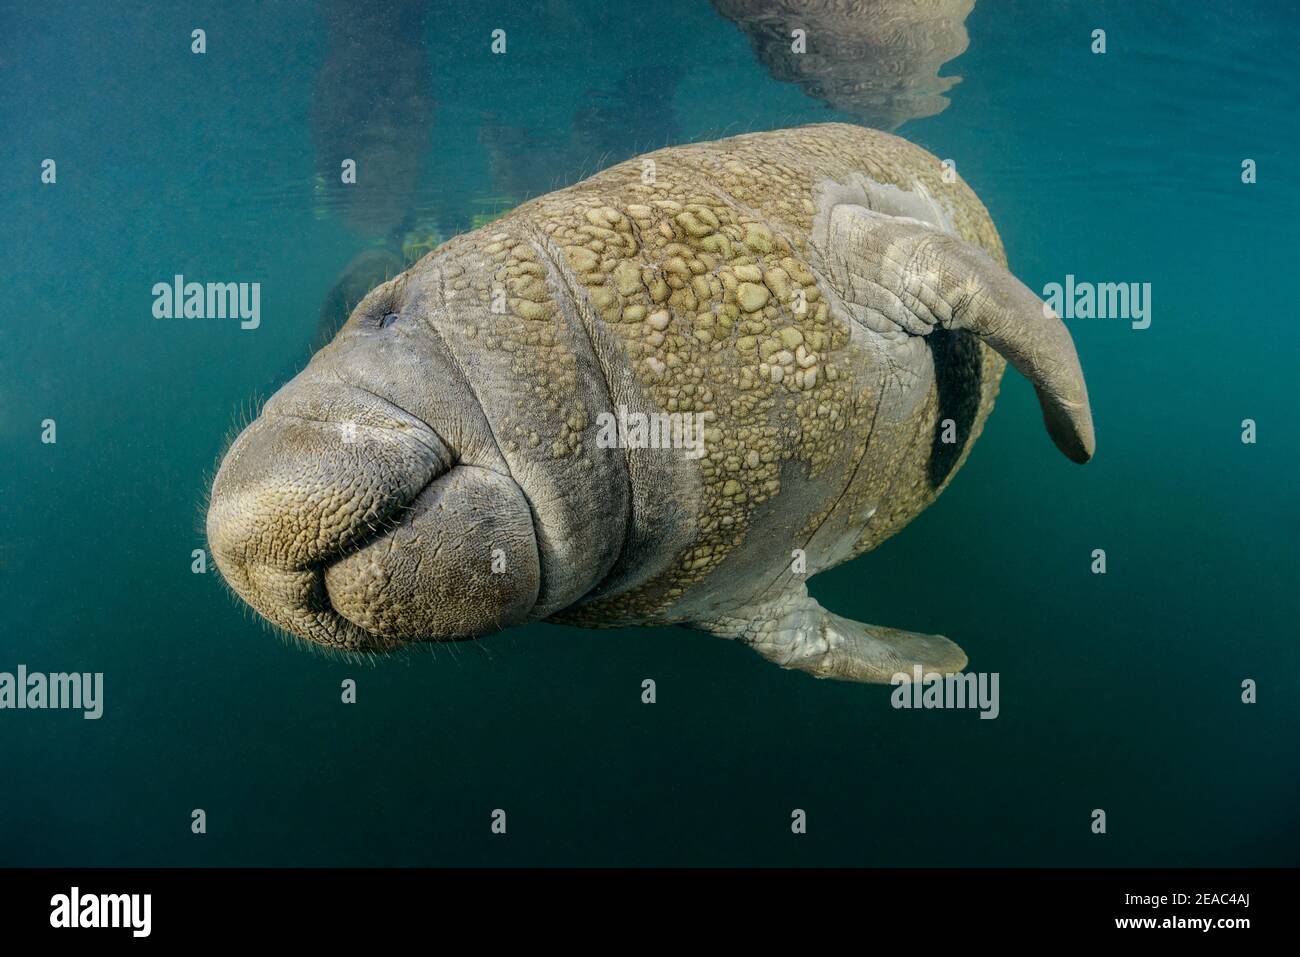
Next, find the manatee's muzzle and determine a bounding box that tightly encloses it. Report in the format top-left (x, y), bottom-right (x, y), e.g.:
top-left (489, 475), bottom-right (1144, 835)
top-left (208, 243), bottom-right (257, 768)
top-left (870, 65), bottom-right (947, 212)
top-left (206, 379), bottom-right (540, 651)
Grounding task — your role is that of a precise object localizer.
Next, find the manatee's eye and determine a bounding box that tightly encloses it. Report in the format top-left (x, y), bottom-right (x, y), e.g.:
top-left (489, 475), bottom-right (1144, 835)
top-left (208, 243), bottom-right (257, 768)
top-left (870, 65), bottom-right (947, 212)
top-left (378, 312), bottom-right (399, 329)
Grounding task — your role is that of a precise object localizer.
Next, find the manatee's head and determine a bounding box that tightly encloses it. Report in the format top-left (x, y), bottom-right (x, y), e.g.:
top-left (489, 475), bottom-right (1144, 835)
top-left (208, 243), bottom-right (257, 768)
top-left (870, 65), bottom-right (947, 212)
top-left (206, 276), bottom-right (540, 652)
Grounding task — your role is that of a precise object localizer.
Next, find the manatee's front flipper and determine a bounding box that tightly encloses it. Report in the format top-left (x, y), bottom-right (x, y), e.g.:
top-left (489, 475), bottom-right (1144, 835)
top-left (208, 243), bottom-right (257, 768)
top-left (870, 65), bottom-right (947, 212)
top-left (818, 202), bottom-right (1096, 463)
top-left (696, 585), bottom-right (966, 684)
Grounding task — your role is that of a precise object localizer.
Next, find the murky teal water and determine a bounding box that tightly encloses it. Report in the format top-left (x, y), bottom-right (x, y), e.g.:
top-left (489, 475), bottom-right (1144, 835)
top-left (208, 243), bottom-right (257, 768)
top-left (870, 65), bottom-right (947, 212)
top-left (2, 1), bottom-right (1296, 866)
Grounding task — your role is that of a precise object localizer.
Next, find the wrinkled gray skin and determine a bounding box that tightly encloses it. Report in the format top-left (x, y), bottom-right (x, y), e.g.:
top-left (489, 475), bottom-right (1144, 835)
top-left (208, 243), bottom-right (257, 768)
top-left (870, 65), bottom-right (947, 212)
top-left (316, 246), bottom-right (406, 347)
top-left (208, 124), bottom-right (1093, 683)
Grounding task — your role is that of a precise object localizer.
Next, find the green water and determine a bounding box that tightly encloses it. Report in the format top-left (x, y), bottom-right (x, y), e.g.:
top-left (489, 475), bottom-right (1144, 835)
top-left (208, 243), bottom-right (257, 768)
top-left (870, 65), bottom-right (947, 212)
top-left (1, 0), bottom-right (1296, 866)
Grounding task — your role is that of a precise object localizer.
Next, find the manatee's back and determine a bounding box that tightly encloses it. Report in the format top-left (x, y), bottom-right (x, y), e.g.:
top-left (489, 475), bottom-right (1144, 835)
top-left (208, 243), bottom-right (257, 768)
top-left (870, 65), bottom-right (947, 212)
top-left (414, 124), bottom-right (1007, 624)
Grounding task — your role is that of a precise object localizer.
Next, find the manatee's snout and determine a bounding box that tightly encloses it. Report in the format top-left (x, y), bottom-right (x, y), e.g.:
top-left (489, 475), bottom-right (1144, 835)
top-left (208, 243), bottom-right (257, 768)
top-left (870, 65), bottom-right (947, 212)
top-left (206, 375), bottom-right (540, 651)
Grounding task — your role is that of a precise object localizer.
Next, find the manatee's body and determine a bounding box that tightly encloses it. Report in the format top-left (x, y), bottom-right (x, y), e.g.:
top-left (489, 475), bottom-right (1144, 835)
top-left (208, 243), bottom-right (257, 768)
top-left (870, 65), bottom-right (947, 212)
top-left (208, 124), bottom-right (1093, 682)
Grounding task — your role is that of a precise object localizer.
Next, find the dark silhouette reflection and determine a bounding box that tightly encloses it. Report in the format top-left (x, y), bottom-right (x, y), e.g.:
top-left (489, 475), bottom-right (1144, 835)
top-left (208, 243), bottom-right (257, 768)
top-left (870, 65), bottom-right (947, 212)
top-left (309, 0), bottom-right (440, 350)
top-left (573, 64), bottom-right (685, 162)
top-left (481, 63), bottom-right (684, 202)
top-left (712, 0), bottom-right (974, 130)
top-left (310, 0), bottom-right (436, 239)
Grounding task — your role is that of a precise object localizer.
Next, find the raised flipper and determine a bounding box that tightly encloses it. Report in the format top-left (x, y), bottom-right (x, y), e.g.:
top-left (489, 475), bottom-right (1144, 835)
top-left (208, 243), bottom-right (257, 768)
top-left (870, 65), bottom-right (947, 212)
top-left (817, 202), bottom-right (1096, 463)
top-left (696, 585), bottom-right (966, 684)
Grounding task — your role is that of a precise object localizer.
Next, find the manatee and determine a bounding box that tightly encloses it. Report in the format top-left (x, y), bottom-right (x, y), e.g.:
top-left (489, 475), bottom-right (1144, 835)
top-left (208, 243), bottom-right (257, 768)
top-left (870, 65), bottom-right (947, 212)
top-left (316, 246), bottom-right (407, 346)
top-left (207, 123), bottom-right (1093, 683)
top-left (317, 223), bottom-right (444, 347)
top-left (711, 0), bottom-right (975, 129)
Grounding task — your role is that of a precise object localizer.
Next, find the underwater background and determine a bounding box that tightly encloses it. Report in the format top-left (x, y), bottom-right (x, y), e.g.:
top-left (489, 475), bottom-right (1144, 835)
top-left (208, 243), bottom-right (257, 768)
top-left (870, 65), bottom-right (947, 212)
top-left (1, 0), bottom-right (1296, 866)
